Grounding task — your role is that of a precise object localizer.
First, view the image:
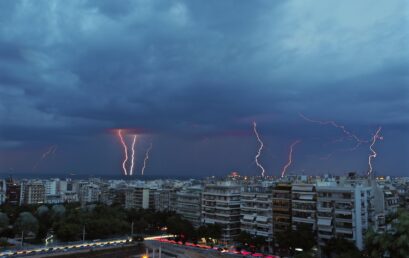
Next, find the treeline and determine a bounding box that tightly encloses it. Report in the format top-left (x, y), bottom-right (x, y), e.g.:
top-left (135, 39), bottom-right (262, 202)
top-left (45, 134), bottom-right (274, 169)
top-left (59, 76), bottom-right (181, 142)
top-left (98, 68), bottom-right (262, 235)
top-left (0, 203), bottom-right (222, 246)
top-left (0, 203), bottom-right (185, 243)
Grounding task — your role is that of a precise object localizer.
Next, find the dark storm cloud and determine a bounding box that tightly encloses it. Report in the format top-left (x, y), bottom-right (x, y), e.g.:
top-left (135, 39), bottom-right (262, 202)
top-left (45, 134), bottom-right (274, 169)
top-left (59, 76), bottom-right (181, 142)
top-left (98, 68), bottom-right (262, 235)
top-left (0, 0), bottom-right (408, 175)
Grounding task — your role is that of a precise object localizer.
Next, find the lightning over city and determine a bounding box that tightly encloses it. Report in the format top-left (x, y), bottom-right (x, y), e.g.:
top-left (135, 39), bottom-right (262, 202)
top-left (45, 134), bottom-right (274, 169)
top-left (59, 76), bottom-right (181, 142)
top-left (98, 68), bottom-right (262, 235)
top-left (33, 145), bottom-right (57, 170)
top-left (117, 129), bottom-right (129, 176)
top-left (141, 143), bottom-right (153, 176)
top-left (253, 121), bottom-right (266, 177)
top-left (299, 113), bottom-right (367, 150)
top-left (368, 127), bottom-right (383, 176)
top-left (281, 140), bottom-right (301, 178)
top-left (129, 135), bottom-right (137, 176)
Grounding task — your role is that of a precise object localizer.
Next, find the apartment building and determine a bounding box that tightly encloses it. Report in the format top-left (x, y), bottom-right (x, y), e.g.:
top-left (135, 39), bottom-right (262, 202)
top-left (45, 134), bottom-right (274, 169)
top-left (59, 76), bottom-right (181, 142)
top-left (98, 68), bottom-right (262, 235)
top-left (240, 184), bottom-right (273, 240)
top-left (125, 187), bottom-right (155, 209)
top-left (155, 188), bottom-right (178, 212)
top-left (272, 184), bottom-right (292, 237)
top-left (22, 181), bottom-right (46, 205)
top-left (79, 183), bottom-right (101, 204)
top-left (5, 177), bottom-right (21, 206)
top-left (202, 181), bottom-right (241, 243)
top-left (316, 181), bottom-right (372, 250)
top-left (291, 184), bottom-right (317, 231)
top-left (176, 185), bottom-right (203, 227)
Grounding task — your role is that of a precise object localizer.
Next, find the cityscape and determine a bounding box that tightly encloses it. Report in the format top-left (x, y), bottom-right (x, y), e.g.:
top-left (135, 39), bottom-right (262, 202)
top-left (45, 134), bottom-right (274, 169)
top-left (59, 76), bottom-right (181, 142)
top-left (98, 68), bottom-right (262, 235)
top-left (0, 0), bottom-right (408, 258)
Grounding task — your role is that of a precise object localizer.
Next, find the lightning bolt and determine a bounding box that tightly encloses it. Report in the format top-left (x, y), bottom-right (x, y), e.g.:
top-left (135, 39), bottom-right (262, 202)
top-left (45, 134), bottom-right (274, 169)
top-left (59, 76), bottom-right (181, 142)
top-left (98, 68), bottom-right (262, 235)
top-left (117, 129), bottom-right (129, 176)
top-left (33, 145), bottom-right (57, 170)
top-left (253, 121), bottom-right (266, 177)
top-left (368, 127), bottom-right (383, 176)
top-left (129, 135), bottom-right (137, 175)
top-left (281, 140), bottom-right (301, 178)
top-left (141, 143), bottom-right (153, 176)
top-left (299, 113), bottom-right (367, 150)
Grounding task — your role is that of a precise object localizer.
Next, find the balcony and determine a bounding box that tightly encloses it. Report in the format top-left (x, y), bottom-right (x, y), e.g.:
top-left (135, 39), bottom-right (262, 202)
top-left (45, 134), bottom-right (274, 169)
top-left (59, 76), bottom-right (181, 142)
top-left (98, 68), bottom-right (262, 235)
top-left (336, 227), bottom-right (353, 234)
top-left (318, 233), bottom-right (333, 240)
top-left (293, 217), bottom-right (315, 224)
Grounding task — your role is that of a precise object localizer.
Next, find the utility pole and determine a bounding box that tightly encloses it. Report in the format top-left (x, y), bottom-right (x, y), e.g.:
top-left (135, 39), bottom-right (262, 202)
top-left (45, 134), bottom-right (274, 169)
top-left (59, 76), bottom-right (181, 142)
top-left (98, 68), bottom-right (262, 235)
top-left (131, 221), bottom-right (134, 237)
top-left (21, 231), bottom-right (24, 247)
top-left (82, 225), bottom-right (86, 242)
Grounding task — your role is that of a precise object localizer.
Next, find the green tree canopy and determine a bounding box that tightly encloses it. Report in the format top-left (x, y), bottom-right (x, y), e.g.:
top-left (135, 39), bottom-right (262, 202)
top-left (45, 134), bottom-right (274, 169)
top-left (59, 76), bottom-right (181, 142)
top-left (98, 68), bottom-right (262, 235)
top-left (14, 212), bottom-right (39, 236)
top-left (365, 210), bottom-right (409, 258)
top-left (0, 212), bottom-right (9, 231)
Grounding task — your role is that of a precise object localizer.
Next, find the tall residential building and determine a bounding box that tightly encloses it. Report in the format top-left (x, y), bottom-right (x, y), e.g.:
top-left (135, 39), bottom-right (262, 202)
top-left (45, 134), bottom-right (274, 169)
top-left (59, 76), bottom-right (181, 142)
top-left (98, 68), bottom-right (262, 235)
top-left (316, 181), bottom-right (372, 250)
top-left (272, 184), bottom-right (292, 237)
top-left (44, 179), bottom-right (59, 196)
top-left (291, 184), bottom-right (317, 231)
top-left (240, 184), bottom-right (273, 241)
top-left (155, 188), bottom-right (178, 212)
top-left (176, 185), bottom-right (203, 227)
top-left (22, 181), bottom-right (46, 205)
top-left (125, 187), bottom-right (155, 209)
top-left (202, 181), bottom-right (241, 243)
top-left (79, 183), bottom-right (100, 204)
top-left (5, 177), bottom-right (21, 206)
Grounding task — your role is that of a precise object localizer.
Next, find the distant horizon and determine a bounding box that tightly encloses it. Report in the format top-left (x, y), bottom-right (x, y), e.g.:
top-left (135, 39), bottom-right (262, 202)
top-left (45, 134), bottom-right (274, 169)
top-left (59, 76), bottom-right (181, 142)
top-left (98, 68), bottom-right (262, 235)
top-left (0, 170), bottom-right (404, 180)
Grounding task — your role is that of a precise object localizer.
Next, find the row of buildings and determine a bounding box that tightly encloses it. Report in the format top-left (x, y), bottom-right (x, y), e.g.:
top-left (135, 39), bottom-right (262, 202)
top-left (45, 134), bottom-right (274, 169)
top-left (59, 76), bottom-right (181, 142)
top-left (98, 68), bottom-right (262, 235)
top-left (0, 173), bottom-right (407, 250)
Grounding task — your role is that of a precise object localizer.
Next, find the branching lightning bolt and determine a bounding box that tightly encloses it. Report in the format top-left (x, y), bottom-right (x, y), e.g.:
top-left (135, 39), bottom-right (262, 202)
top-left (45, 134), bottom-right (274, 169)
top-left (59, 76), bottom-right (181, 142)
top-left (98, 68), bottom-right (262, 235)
top-left (141, 143), bottom-right (153, 176)
top-left (117, 129), bottom-right (129, 176)
top-left (299, 113), bottom-right (367, 150)
top-left (368, 127), bottom-right (383, 176)
top-left (129, 135), bottom-right (137, 176)
top-left (253, 121), bottom-right (266, 177)
top-left (281, 140), bottom-right (301, 178)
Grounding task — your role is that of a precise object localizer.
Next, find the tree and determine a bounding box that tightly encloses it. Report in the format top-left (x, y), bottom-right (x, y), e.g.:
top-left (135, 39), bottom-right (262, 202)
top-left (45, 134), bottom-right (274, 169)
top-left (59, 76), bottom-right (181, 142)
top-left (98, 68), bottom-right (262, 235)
top-left (36, 205), bottom-right (49, 217)
top-left (52, 205), bottom-right (66, 218)
top-left (0, 212), bottom-right (9, 232)
top-left (35, 205), bottom-right (52, 240)
top-left (197, 223), bottom-right (222, 243)
top-left (323, 237), bottom-right (362, 258)
top-left (365, 210), bottom-right (409, 258)
top-left (166, 215), bottom-right (195, 243)
top-left (133, 218), bottom-right (148, 234)
top-left (275, 225), bottom-right (315, 256)
top-left (14, 212), bottom-right (39, 245)
top-left (294, 251), bottom-right (316, 258)
top-left (55, 223), bottom-right (81, 242)
top-left (234, 231), bottom-right (253, 246)
top-left (292, 224), bottom-right (316, 252)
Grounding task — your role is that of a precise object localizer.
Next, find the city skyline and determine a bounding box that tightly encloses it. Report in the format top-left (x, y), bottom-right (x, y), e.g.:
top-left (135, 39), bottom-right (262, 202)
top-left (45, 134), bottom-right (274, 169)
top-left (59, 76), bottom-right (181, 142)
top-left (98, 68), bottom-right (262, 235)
top-left (0, 1), bottom-right (408, 177)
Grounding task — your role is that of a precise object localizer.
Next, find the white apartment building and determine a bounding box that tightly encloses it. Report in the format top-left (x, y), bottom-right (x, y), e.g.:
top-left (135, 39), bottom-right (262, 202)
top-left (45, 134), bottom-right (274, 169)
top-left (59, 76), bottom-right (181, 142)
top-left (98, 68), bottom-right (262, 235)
top-left (316, 181), bottom-right (372, 250)
top-left (240, 185), bottom-right (273, 240)
top-left (79, 183), bottom-right (101, 204)
top-left (22, 181), bottom-right (46, 205)
top-left (202, 181), bottom-right (241, 243)
top-left (176, 185), bottom-right (202, 227)
top-left (125, 187), bottom-right (155, 209)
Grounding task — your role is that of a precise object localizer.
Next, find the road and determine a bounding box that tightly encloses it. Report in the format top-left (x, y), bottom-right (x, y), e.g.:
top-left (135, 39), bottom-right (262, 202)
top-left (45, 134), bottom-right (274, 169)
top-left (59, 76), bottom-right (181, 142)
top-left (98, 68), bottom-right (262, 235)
top-left (0, 235), bottom-right (173, 257)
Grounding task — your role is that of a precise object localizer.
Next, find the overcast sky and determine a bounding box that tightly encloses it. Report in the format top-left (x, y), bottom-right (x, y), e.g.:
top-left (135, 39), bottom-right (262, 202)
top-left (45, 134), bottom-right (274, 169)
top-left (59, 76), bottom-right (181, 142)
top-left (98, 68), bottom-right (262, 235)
top-left (0, 0), bottom-right (408, 177)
